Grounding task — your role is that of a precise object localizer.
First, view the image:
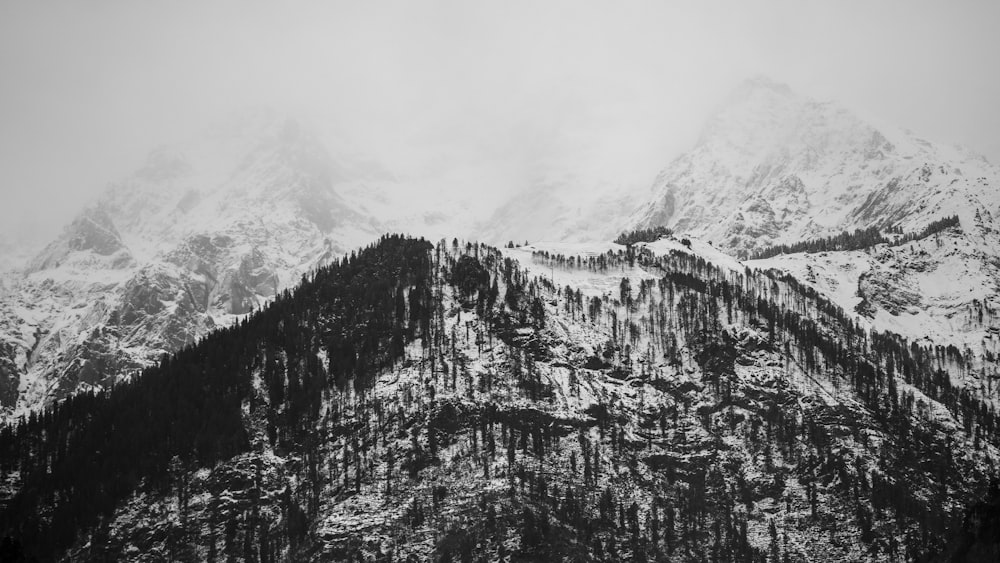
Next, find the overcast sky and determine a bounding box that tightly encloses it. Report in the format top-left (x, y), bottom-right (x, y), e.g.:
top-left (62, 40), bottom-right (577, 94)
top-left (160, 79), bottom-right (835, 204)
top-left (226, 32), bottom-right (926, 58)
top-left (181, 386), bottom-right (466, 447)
top-left (1, 0), bottom-right (998, 242)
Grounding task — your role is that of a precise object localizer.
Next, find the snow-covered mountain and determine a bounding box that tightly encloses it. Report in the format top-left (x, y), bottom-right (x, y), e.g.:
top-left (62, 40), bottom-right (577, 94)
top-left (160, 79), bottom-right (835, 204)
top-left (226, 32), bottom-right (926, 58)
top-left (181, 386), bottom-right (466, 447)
top-left (478, 76), bottom-right (1000, 258)
top-left (0, 110), bottom-right (498, 418)
top-left (3, 75), bottom-right (1000, 558)
top-left (628, 76), bottom-right (999, 256)
top-left (6, 77), bottom-right (1000, 429)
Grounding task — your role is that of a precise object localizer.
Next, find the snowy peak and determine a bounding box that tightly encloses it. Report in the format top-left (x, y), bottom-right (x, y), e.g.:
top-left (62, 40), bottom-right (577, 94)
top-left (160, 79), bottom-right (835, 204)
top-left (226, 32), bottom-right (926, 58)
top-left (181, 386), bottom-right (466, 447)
top-left (632, 78), bottom-right (1000, 255)
top-left (0, 112), bottom-right (389, 417)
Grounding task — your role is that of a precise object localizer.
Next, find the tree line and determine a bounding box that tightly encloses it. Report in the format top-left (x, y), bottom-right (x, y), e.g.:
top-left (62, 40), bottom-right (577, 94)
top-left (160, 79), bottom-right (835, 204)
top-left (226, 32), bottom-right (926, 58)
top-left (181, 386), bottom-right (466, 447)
top-left (747, 215), bottom-right (961, 260)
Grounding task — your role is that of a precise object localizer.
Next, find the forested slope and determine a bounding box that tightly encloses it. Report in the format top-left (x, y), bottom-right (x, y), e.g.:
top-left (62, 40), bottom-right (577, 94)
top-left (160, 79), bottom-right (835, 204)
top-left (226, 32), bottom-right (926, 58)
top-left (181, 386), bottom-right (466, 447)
top-left (0, 235), bottom-right (997, 561)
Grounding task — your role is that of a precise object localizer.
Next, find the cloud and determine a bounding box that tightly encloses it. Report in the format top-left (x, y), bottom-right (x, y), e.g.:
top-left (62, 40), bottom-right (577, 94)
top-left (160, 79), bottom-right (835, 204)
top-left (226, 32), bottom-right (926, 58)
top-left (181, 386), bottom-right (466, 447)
top-left (1, 1), bottom-right (998, 242)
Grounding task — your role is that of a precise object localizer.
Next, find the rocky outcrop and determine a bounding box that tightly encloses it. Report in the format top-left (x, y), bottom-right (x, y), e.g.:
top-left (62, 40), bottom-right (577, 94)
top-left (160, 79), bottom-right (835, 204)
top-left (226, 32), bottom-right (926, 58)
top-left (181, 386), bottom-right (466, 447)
top-left (855, 269), bottom-right (923, 317)
top-left (28, 205), bottom-right (134, 272)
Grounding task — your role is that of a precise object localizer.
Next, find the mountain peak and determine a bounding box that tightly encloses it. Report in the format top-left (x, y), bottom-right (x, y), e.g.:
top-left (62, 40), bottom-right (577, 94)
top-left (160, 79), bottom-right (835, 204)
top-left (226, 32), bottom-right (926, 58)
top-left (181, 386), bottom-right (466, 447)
top-left (634, 78), bottom-right (999, 256)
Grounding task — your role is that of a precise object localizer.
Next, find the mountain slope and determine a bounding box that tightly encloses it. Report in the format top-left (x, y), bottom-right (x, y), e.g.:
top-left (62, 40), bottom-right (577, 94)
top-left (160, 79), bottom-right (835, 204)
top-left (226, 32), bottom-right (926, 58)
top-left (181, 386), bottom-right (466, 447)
top-left (1, 236), bottom-right (996, 562)
top-left (744, 216), bottom-right (1000, 419)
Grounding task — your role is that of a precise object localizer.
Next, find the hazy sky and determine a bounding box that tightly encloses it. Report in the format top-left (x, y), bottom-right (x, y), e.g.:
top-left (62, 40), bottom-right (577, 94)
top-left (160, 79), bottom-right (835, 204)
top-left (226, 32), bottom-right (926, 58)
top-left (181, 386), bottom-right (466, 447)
top-left (2, 1), bottom-right (998, 242)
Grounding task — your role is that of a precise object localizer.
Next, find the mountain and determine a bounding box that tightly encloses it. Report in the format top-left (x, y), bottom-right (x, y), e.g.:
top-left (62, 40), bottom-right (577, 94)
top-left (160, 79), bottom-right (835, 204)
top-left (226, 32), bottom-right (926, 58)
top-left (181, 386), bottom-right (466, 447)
top-left (478, 76), bottom-right (1000, 257)
top-left (0, 106), bottom-right (594, 421)
top-left (11, 78), bottom-right (999, 423)
top-left (0, 110), bottom-right (410, 419)
top-left (628, 76), bottom-right (1000, 257)
top-left (0, 235), bottom-right (996, 561)
top-left (2, 79), bottom-right (1000, 561)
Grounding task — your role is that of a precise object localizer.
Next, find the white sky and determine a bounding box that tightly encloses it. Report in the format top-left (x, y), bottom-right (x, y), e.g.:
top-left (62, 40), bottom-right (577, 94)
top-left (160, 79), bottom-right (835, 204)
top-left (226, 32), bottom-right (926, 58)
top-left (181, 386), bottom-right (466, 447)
top-left (1, 0), bottom-right (998, 242)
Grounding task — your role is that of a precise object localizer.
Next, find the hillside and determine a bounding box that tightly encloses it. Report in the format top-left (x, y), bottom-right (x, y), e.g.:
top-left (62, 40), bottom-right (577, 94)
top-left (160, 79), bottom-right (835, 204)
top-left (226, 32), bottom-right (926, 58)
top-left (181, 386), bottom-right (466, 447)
top-left (1, 235), bottom-right (997, 561)
top-left (748, 216), bottom-right (1000, 410)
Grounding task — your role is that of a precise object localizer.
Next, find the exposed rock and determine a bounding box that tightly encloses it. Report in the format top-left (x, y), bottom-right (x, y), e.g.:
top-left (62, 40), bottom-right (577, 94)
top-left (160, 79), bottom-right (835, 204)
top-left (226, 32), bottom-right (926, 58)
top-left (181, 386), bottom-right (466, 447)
top-left (28, 205), bottom-right (134, 272)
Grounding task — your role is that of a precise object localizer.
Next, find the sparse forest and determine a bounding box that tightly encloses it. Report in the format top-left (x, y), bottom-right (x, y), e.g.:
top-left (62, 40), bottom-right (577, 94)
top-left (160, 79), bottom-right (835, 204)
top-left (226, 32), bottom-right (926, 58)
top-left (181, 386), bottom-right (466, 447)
top-left (747, 216), bottom-right (961, 260)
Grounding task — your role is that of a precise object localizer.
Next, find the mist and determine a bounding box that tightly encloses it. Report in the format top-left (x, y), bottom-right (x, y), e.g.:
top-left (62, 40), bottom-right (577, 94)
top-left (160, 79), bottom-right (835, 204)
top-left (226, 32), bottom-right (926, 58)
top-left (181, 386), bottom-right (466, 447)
top-left (2, 0), bottom-right (999, 243)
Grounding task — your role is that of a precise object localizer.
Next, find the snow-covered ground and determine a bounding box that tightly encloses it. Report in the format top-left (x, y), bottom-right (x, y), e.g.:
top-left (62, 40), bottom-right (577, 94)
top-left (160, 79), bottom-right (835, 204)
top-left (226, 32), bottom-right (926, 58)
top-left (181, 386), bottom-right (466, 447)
top-left (750, 227), bottom-right (1000, 353)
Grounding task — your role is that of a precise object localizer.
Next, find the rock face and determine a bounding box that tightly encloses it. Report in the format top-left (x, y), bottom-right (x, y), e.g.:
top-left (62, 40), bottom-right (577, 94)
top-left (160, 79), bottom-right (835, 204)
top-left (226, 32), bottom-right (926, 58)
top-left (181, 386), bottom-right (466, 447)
top-left (27, 206), bottom-right (135, 273)
top-left (628, 76), bottom-right (1000, 257)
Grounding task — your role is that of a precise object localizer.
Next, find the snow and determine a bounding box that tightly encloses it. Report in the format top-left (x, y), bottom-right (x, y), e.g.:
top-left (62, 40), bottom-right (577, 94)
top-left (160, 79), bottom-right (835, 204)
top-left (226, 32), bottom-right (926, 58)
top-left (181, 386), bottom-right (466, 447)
top-left (747, 225), bottom-right (1000, 408)
top-left (501, 242), bottom-right (657, 299)
top-left (641, 235), bottom-right (745, 273)
top-left (749, 251), bottom-right (871, 320)
top-left (497, 236), bottom-right (744, 303)
top-left (748, 227), bottom-right (1000, 352)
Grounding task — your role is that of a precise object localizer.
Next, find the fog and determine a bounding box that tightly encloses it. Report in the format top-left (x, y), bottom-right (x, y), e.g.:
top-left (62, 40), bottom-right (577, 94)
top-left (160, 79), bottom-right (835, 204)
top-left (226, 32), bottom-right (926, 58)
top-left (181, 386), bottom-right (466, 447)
top-left (2, 0), bottom-right (998, 243)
